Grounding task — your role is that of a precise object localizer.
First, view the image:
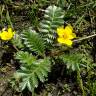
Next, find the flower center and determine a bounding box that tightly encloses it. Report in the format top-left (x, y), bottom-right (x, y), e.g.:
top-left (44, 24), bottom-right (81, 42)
top-left (62, 33), bottom-right (69, 39)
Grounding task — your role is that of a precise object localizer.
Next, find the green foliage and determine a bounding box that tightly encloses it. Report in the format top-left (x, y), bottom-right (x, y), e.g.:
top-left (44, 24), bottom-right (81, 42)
top-left (3, 0), bottom-right (12, 3)
top-left (12, 34), bottom-right (24, 49)
top-left (6, 10), bottom-right (13, 28)
top-left (39, 5), bottom-right (64, 43)
top-left (15, 51), bottom-right (51, 91)
top-left (0, 5), bottom-right (13, 27)
top-left (22, 29), bottom-right (45, 55)
top-left (63, 84), bottom-right (71, 93)
top-left (27, 3), bottom-right (39, 27)
top-left (60, 52), bottom-right (84, 71)
top-left (1, 0), bottom-right (96, 95)
top-left (0, 5), bottom-right (5, 26)
top-left (15, 51), bottom-right (36, 66)
top-left (90, 81), bottom-right (96, 96)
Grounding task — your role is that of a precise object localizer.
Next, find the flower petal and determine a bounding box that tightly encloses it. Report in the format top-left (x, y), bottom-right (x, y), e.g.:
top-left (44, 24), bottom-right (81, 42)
top-left (67, 33), bottom-right (76, 40)
top-left (63, 39), bottom-right (73, 46)
top-left (0, 31), bottom-right (8, 40)
top-left (0, 31), bottom-right (13, 40)
top-left (8, 27), bottom-right (12, 33)
top-left (72, 33), bottom-right (76, 38)
top-left (57, 37), bottom-right (65, 44)
top-left (0, 32), bottom-right (1, 37)
top-left (57, 37), bottom-right (73, 46)
top-left (64, 25), bottom-right (73, 34)
top-left (57, 26), bottom-right (65, 37)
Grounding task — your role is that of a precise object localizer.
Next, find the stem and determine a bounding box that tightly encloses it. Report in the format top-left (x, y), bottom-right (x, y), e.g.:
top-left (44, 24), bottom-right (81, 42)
top-left (77, 70), bottom-right (86, 96)
top-left (32, 89), bottom-right (35, 96)
top-left (13, 45), bottom-right (19, 51)
top-left (74, 34), bottom-right (96, 42)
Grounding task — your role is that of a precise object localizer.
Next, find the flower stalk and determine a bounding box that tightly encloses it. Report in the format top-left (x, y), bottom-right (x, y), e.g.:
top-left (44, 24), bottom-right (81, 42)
top-left (74, 34), bottom-right (96, 42)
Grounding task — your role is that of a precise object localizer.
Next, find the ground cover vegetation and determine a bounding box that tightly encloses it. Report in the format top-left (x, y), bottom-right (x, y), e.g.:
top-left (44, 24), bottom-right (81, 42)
top-left (0, 0), bottom-right (96, 96)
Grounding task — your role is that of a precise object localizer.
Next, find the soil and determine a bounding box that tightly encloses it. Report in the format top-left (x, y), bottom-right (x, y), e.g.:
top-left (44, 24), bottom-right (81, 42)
top-left (0, 63), bottom-right (15, 96)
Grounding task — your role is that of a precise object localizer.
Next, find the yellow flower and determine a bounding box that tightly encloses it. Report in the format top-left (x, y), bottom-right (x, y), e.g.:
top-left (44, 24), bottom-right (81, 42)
top-left (0, 27), bottom-right (15, 40)
top-left (56, 25), bottom-right (76, 46)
